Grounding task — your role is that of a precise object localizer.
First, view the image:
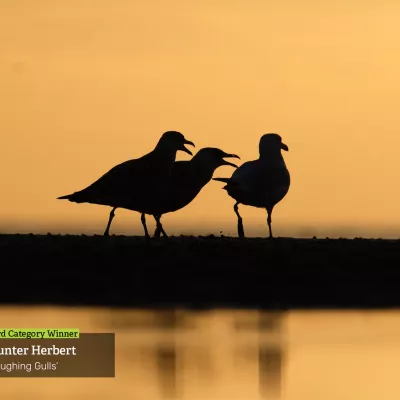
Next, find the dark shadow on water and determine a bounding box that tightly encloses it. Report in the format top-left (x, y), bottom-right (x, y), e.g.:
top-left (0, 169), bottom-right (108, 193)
top-left (155, 345), bottom-right (177, 400)
top-left (258, 311), bottom-right (284, 399)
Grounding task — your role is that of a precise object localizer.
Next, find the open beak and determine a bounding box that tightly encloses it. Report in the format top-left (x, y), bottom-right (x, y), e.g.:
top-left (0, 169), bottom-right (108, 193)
top-left (281, 143), bottom-right (289, 151)
top-left (222, 153), bottom-right (240, 168)
top-left (180, 139), bottom-right (195, 156)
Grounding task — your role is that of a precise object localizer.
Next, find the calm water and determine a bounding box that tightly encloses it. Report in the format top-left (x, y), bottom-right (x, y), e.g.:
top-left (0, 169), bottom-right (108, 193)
top-left (1, 307), bottom-right (400, 399)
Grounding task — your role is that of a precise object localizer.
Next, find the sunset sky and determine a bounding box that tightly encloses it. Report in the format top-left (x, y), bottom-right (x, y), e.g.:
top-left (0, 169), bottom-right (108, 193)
top-left (1, 0), bottom-right (400, 238)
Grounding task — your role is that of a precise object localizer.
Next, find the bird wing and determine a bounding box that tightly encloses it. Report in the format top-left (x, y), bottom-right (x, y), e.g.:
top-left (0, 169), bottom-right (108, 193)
top-left (228, 161), bottom-right (259, 190)
top-left (157, 160), bottom-right (216, 214)
top-left (72, 150), bottom-right (171, 204)
top-left (227, 160), bottom-right (290, 200)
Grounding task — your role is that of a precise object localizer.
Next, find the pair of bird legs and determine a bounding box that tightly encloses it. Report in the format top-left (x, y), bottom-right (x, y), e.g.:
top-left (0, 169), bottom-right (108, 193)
top-left (104, 207), bottom-right (167, 239)
top-left (234, 202), bottom-right (274, 239)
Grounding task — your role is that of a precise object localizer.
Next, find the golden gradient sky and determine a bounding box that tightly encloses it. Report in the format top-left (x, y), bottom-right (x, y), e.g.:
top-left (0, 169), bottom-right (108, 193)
top-left (1, 0), bottom-right (400, 237)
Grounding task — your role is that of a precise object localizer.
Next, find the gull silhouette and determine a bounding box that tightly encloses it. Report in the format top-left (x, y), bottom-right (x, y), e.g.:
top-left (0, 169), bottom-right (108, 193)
top-left (152, 147), bottom-right (240, 237)
top-left (213, 133), bottom-right (290, 238)
top-left (104, 147), bottom-right (240, 237)
top-left (57, 131), bottom-right (195, 239)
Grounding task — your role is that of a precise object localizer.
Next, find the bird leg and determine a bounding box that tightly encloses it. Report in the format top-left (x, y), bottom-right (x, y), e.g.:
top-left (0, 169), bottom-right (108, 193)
top-left (104, 207), bottom-right (117, 236)
top-left (234, 202), bottom-right (245, 238)
top-left (140, 213), bottom-right (151, 240)
top-left (154, 215), bottom-right (168, 238)
top-left (266, 207), bottom-right (273, 239)
top-left (153, 215), bottom-right (162, 238)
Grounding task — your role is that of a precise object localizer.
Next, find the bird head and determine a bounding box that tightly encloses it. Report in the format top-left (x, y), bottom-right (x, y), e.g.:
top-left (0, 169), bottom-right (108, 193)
top-left (195, 147), bottom-right (240, 169)
top-left (259, 133), bottom-right (289, 157)
top-left (159, 131), bottom-right (195, 156)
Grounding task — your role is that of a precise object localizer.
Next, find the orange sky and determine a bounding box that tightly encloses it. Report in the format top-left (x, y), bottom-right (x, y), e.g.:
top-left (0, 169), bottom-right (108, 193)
top-left (1, 0), bottom-right (400, 237)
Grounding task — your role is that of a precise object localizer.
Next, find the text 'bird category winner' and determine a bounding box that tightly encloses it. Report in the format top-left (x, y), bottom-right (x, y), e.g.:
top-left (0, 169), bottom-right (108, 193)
top-left (0, 329), bottom-right (79, 339)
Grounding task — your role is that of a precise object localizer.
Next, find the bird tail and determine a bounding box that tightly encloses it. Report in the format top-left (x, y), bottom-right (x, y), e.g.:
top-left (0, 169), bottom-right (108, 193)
top-left (212, 177), bottom-right (230, 190)
top-left (57, 194), bottom-right (72, 200)
top-left (57, 191), bottom-right (86, 203)
top-left (212, 177), bottom-right (230, 184)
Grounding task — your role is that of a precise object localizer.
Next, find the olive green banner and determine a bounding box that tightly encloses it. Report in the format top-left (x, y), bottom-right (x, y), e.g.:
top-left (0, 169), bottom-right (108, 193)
top-left (0, 333), bottom-right (115, 377)
top-left (0, 329), bottom-right (79, 339)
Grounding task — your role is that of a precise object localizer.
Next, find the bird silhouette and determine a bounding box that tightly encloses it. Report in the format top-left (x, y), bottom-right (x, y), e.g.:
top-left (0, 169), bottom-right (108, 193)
top-left (57, 131), bottom-right (195, 238)
top-left (213, 133), bottom-right (290, 238)
top-left (103, 148), bottom-right (240, 237)
top-left (152, 147), bottom-right (240, 237)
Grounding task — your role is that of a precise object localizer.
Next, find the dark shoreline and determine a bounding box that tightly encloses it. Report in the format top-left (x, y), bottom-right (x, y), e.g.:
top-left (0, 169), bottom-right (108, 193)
top-left (1, 234), bottom-right (400, 309)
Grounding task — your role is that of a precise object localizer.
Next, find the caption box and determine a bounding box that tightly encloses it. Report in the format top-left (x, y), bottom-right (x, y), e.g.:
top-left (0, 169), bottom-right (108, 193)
top-left (0, 332), bottom-right (115, 377)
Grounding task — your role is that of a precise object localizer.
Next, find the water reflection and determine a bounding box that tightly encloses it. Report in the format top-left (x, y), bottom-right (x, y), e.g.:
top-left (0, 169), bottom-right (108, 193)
top-left (1, 308), bottom-right (400, 399)
top-left (258, 312), bottom-right (284, 399)
top-left (105, 309), bottom-right (285, 399)
top-left (155, 345), bottom-right (177, 399)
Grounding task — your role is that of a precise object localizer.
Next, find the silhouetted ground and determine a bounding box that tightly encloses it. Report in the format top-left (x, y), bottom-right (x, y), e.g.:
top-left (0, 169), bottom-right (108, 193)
top-left (1, 234), bottom-right (400, 309)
